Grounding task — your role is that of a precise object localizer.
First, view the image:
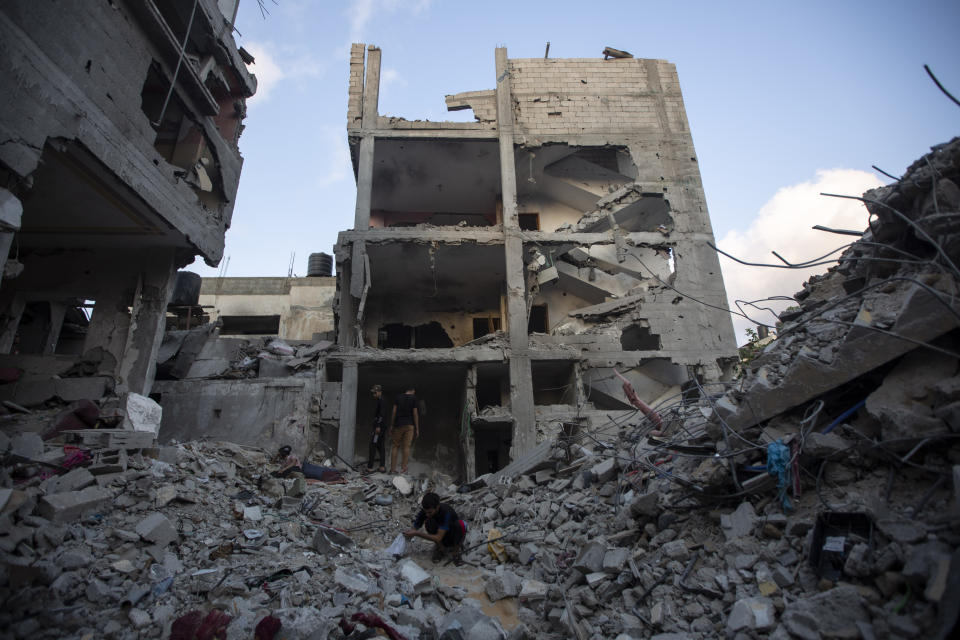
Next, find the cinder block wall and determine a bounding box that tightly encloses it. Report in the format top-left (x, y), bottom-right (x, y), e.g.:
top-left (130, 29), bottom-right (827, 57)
top-left (509, 58), bottom-right (689, 136)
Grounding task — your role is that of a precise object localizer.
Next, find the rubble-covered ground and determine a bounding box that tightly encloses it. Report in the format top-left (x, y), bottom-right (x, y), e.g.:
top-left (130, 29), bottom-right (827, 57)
top-left (2, 137), bottom-right (960, 640)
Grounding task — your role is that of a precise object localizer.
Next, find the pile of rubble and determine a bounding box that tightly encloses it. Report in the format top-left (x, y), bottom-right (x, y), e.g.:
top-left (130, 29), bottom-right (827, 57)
top-left (1, 138), bottom-right (958, 640)
top-left (157, 327), bottom-right (332, 380)
top-left (1, 432), bottom-right (530, 639)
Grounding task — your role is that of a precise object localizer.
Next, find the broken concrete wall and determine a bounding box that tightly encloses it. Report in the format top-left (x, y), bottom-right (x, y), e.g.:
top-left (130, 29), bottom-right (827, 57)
top-left (154, 377), bottom-right (320, 456)
top-left (332, 44), bottom-right (738, 479)
top-left (0, 0), bottom-right (254, 264)
top-left (199, 277), bottom-right (336, 340)
top-left (0, 1), bottom-right (255, 406)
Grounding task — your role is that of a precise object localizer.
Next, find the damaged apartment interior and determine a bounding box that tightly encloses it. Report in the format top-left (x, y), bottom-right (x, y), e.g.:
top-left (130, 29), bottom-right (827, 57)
top-left (3, 4), bottom-right (960, 636)
top-left (0, 0), bottom-right (254, 406)
top-left (331, 44), bottom-right (738, 479)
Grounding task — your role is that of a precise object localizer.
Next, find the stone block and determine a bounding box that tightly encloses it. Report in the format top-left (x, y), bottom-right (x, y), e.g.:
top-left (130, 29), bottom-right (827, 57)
top-left (392, 475), bottom-right (413, 496)
top-left (313, 526), bottom-right (354, 555)
top-left (877, 518), bottom-right (925, 544)
top-left (38, 486), bottom-right (112, 523)
top-left (122, 393), bottom-right (162, 434)
top-left (720, 502), bottom-right (756, 541)
top-left (573, 540), bottom-right (605, 573)
top-left (781, 586), bottom-right (869, 640)
top-left (585, 571), bottom-right (608, 588)
top-left (485, 570), bottom-right (521, 601)
top-left (803, 432), bottom-right (850, 458)
top-left (400, 560), bottom-right (431, 593)
top-left (334, 567), bottom-right (370, 594)
top-left (902, 541), bottom-right (952, 602)
top-left (10, 433), bottom-right (43, 459)
top-left (628, 492), bottom-right (659, 519)
top-left (135, 512), bottom-right (177, 547)
top-left (518, 543), bottom-right (538, 565)
top-left (519, 578), bottom-right (547, 600)
top-left (42, 468), bottom-right (95, 495)
top-left (727, 597), bottom-right (776, 632)
top-left (602, 548), bottom-right (630, 573)
top-left (661, 539), bottom-right (689, 561)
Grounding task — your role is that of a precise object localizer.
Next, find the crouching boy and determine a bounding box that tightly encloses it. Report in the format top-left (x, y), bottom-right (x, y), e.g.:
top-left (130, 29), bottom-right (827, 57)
top-left (403, 492), bottom-right (466, 563)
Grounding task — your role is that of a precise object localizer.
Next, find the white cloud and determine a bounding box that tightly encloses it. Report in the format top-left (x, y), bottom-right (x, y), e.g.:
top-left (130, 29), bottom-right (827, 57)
top-left (244, 42), bottom-right (324, 106)
top-left (716, 169), bottom-right (884, 344)
top-left (380, 68), bottom-right (403, 86)
top-left (345, 0), bottom-right (436, 47)
top-left (315, 127), bottom-right (352, 188)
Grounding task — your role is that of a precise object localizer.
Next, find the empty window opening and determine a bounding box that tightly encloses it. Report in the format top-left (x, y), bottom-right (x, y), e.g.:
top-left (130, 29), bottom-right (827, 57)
top-left (531, 361), bottom-right (575, 405)
top-left (473, 423), bottom-right (512, 474)
top-left (220, 315), bottom-right (280, 335)
top-left (528, 305), bottom-right (548, 334)
top-left (141, 62), bottom-right (223, 210)
top-left (378, 322), bottom-right (453, 349)
top-left (518, 213), bottom-right (540, 231)
top-left (14, 302), bottom-right (52, 355)
top-left (476, 366), bottom-right (507, 409)
top-left (473, 316), bottom-right (501, 339)
top-left (621, 324), bottom-right (662, 351)
top-left (55, 303), bottom-right (90, 356)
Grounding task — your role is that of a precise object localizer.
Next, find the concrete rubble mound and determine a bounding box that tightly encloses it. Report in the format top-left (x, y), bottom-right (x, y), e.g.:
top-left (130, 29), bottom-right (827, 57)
top-left (1, 139), bottom-right (959, 639)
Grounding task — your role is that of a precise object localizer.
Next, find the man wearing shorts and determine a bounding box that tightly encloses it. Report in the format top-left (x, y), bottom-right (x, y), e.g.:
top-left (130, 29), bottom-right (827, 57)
top-left (388, 386), bottom-right (418, 473)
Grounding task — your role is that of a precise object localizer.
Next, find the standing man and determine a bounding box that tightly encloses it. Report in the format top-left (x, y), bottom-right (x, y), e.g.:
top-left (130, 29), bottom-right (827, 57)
top-left (366, 384), bottom-right (387, 473)
top-left (388, 385), bottom-right (418, 474)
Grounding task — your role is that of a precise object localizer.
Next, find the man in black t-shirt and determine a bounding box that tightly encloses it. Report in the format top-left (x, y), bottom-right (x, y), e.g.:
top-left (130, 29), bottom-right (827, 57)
top-left (403, 492), bottom-right (466, 563)
top-left (388, 386), bottom-right (418, 473)
top-left (366, 384), bottom-right (387, 473)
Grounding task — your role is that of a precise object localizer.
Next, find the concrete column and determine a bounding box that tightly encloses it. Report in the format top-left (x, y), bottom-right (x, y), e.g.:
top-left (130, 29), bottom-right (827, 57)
top-left (353, 46), bottom-right (380, 231)
top-left (337, 360), bottom-right (359, 465)
top-left (336, 248), bottom-right (357, 348)
top-left (495, 47), bottom-right (536, 457)
top-left (84, 275), bottom-right (133, 368)
top-left (117, 248), bottom-right (176, 396)
top-left (41, 301), bottom-right (67, 355)
top-left (509, 355), bottom-right (535, 457)
top-left (0, 189), bottom-right (22, 294)
top-left (462, 365), bottom-right (478, 481)
top-left (0, 293), bottom-right (25, 353)
top-left (353, 136), bottom-right (375, 230)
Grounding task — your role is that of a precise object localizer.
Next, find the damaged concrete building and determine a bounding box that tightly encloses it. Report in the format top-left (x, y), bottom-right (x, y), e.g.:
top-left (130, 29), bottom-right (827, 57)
top-left (0, 0), bottom-right (255, 403)
top-left (330, 44), bottom-right (738, 477)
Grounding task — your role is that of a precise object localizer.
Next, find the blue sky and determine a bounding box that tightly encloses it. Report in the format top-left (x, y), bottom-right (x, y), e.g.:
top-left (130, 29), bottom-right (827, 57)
top-left (191, 0), bottom-right (959, 339)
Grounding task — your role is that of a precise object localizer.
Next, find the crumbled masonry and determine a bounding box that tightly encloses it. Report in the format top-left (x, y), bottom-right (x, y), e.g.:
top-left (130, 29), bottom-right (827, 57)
top-left (2, 10), bottom-right (959, 636)
top-left (2, 138), bottom-right (958, 638)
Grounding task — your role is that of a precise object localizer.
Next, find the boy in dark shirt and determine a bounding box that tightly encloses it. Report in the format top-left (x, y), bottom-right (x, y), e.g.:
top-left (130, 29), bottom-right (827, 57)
top-left (403, 492), bottom-right (466, 563)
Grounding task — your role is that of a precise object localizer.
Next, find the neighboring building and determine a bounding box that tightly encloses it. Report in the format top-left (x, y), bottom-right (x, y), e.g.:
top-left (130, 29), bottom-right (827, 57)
top-left (0, 0), bottom-right (255, 402)
top-left (329, 44), bottom-right (738, 478)
top-left (198, 276), bottom-right (337, 340)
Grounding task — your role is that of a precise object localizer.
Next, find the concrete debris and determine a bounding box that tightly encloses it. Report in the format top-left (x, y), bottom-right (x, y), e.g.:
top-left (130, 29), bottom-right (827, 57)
top-left (122, 393), bottom-right (163, 434)
top-left (0, 106), bottom-right (955, 640)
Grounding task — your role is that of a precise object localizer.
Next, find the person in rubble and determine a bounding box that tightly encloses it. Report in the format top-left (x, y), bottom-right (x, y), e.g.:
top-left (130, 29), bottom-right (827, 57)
top-left (272, 445), bottom-right (301, 477)
top-left (403, 492), bottom-right (466, 563)
top-left (388, 385), bottom-right (418, 474)
top-left (272, 445), bottom-right (343, 482)
top-left (366, 384), bottom-right (387, 473)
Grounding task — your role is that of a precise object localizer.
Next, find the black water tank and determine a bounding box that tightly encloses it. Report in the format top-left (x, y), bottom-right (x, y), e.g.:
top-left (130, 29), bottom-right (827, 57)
top-left (170, 271), bottom-right (201, 306)
top-left (307, 252), bottom-right (333, 277)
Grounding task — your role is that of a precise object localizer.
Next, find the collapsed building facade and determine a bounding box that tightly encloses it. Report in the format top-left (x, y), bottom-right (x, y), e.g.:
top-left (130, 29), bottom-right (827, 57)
top-left (0, 0), bottom-right (255, 403)
top-left (330, 44), bottom-right (738, 477)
